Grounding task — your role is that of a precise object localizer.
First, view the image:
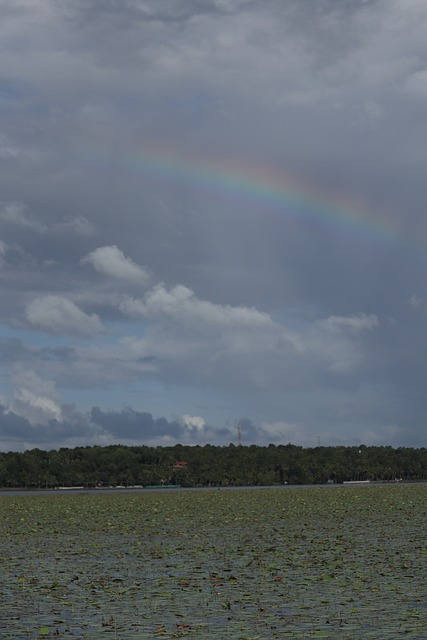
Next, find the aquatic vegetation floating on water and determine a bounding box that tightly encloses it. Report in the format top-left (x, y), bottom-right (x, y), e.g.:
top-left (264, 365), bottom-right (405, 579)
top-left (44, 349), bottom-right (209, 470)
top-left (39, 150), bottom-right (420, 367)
top-left (0, 485), bottom-right (426, 638)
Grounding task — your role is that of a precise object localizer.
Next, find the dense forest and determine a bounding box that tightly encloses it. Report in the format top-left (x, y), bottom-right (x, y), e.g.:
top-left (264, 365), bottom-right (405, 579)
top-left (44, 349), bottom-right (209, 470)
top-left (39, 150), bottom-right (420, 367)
top-left (0, 444), bottom-right (425, 488)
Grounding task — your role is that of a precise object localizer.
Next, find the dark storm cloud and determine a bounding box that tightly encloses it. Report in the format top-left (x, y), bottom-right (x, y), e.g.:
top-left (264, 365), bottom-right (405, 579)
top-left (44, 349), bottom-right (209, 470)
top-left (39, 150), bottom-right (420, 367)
top-left (0, 405), bottom-right (33, 440)
top-left (0, 404), bottom-right (94, 446)
top-left (88, 406), bottom-right (236, 446)
top-left (90, 406), bottom-right (183, 440)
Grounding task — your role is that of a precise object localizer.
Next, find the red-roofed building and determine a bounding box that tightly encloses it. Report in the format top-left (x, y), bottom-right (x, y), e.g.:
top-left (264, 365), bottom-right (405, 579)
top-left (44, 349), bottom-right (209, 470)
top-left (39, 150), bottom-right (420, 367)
top-left (173, 460), bottom-right (188, 470)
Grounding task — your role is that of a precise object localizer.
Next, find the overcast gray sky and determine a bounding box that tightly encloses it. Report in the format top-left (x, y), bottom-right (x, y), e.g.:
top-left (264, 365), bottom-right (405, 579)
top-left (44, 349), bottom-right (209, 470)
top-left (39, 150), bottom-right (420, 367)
top-left (1, 0), bottom-right (426, 451)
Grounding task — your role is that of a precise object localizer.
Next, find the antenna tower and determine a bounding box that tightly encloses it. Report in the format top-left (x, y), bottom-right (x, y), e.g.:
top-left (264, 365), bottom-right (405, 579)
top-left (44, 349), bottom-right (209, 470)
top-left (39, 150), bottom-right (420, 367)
top-left (237, 421), bottom-right (242, 446)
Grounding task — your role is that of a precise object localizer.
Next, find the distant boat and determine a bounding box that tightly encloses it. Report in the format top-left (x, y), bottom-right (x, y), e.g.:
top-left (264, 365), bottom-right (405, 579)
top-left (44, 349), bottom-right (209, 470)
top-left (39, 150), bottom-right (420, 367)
top-left (343, 480), bottom-right (371, 484)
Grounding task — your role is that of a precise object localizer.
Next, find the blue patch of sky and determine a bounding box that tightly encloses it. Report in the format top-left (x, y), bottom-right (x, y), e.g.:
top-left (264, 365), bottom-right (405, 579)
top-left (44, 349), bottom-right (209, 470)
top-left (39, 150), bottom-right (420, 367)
top-left (0, 321), bottom-right (147, 349)
top-left (0, 324), bottom-right (68, 349)
top-left (104, 320), bottom-right (148, 340)
top-left (0, 79), bottom-right (33, 106)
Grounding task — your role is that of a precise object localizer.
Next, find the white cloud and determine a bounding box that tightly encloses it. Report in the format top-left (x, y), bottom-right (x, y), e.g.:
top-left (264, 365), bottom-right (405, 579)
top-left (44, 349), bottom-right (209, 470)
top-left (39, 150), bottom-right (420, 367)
top-left (0, 240), bottom-right (7, 264)
top-left (120, 283), bottom-right (276, 330)
top-left (0, 202), bottom-right (37, 229)
top-left (0, 202), bottom-right (95, 236)
top-left (83, 245), bottom-right (150, 284)
top-left (258, 420), bottom-right (404, 448)
top-left (316, 313), bottom-right (379, 333)
top-left (259, 420), bottom-right (312, 446)
top-left (0, 133), bottom-right (21, 158)
top-left (358, 424), bottom-right (402, 446)
top-left (9, 370), bottom-right (62, 425)
top-left (296, 313), bottom-right (381, 375)
top-left (119, 283), bottom-right (305, 373)
top-left (26, 295), bottom-right (103, 337)
top-left (53, 216), bottom-right (96, 237)
top-left (404, 68), bottom-right (427, 100)
top-left (181, 414), bottom-right (206, 432)
top-left (117, 286), bottom-right (379, 385)
top-left (409, 294), bottom-right (424, 310)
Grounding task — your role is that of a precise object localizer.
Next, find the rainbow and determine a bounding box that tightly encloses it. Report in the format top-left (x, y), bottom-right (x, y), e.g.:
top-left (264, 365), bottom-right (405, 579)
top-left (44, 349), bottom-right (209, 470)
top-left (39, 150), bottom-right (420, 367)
top-left (82, 141), bottom-right (399, 245)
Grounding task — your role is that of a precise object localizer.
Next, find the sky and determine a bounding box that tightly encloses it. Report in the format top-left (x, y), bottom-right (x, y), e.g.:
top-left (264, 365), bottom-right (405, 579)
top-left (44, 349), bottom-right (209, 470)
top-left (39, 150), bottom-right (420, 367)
top-left (1, 0), bottom-right (427, 451)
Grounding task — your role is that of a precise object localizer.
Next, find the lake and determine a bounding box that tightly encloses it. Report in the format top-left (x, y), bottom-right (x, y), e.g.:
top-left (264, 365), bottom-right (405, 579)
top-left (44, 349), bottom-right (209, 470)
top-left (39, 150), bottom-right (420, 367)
top-left (0, 484), bottom-right (425, 638)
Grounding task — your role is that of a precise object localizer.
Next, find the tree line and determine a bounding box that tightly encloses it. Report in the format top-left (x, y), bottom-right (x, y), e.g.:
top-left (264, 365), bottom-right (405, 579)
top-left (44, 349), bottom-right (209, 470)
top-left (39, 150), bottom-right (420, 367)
top-left (0, 443), bottom-right (425, 488)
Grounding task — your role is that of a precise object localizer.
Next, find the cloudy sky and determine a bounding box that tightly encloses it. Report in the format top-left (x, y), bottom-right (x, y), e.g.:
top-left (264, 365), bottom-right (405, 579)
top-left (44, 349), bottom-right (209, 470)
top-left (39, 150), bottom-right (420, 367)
top-left (1, 0), bottom-right (426, 451)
